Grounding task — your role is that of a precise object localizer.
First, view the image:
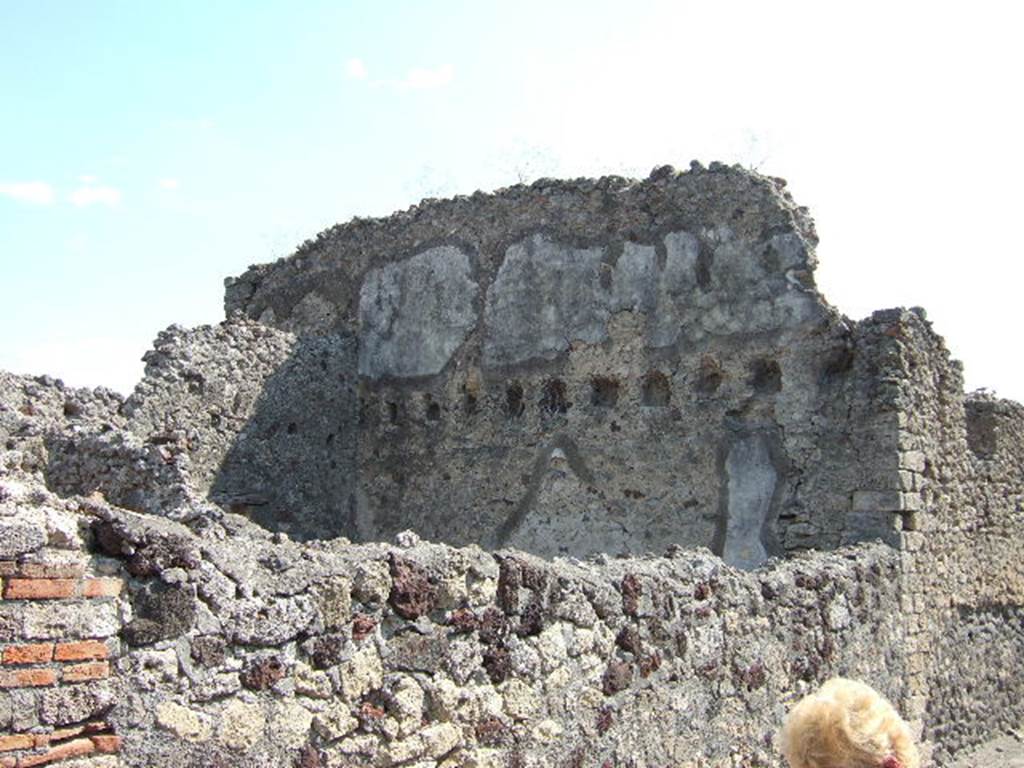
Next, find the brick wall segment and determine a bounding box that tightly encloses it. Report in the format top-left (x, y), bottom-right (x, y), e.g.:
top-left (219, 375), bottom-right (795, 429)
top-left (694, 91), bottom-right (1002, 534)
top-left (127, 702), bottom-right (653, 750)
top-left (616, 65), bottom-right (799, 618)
top-left (2, 643), bottom-right (54, 665)
top-left (30, 722), bottom-right (111, 750)
top-left (0, 669), bottom-right (56, 688)
top-left (60, 662), bottom-right (109, 683)
top-left (2, 580), bottom-right (76, 600)
top-left (53, 642), bottom-right (108, 662)
top-left (0, 735), bottom-right (34, 753)
top-left (80, 579), bottom-right (121, 599)
top-left (17, 737), bottom-right (95, 767)
top-left (89, 735), bottom-right (120, 754)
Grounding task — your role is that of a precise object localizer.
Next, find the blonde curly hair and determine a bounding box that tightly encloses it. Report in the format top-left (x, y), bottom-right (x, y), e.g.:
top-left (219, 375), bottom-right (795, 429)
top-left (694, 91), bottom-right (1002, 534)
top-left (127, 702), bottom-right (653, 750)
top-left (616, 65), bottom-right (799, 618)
top-left (780, 678), bottom-right (920, 768)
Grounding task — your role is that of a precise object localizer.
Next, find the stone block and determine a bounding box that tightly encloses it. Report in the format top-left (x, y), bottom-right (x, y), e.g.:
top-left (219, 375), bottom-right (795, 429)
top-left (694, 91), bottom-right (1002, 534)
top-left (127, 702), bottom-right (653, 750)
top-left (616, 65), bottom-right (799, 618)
top-left (21, 602), bottom-right (119, 640)
top-left (155, 701), bottom-right (212, 742)
top-left (38, 682), bottom-right (114, 725)
top-left (900, 451), bottom-right (927, 472)
top-left (852, 490), bottom-right (902, 512)
top-left (218, 700), bottom-right (265, 750)
top-left (0, 521), bottom-right (45, 559)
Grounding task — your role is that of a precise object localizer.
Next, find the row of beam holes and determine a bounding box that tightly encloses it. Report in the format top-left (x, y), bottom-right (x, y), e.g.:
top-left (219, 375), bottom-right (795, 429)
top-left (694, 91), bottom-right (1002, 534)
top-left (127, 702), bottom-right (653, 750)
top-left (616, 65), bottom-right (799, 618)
top-left (504, 372), bottom-right (671, 419)
top-left (502, 357), bottom-right (780, 418)
top-left (384, 357), bottom-right (780, 424)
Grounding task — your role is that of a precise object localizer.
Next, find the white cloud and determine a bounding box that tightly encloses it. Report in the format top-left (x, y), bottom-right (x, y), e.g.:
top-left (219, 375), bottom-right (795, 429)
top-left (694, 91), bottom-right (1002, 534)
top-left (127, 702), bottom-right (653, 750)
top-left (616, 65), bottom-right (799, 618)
top-left (69, 185), bottom-right (121, 207)
top-left (345, 58), bottom-right (368, 80)
top-left (78, 174), bottom-right (97, 184)
top-left (401, 63), bottom-right (454, 90)
top-left (158, 178), bottom-right (180, 190)
top-left (0, 181), bottom-right (55, 205)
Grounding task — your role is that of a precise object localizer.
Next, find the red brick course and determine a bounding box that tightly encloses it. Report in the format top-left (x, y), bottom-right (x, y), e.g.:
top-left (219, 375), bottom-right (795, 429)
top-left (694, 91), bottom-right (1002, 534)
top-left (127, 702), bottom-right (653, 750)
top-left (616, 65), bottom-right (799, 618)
top-left (2, 580), bottom-right (76, 600)
top-left (81, 578), bottom-right (122, 598)
top-left (0, 669), bottom-right (57, 688)
top-left (53, 641), bottom-right (108, 662)
top-left (29, 722), bottom-right (110, 750)
top-left (1, 644), bottom-right (54, 665)
top-left (18, 737), bottom-right (95, 767)
top-left (0, 735), bottom-right (34, 753)
top-left (60, 662), bottom-right (109, 683)
top-left (90, 734), bottom-right (122, 753)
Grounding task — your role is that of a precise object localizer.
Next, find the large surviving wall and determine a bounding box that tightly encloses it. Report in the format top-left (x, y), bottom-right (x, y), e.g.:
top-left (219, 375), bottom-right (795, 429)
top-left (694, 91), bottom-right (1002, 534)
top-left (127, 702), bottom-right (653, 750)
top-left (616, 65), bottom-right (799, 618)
top-left (0, 164), bottom-right (1022, 767)
top-left (118, 164), bottom-right (914, 567)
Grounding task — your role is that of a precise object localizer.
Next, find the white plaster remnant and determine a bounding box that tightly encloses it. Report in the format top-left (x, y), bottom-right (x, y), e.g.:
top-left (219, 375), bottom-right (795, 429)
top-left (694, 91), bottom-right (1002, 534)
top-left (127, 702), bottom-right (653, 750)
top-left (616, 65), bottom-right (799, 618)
top-left (722, 434), bottom-right (776, 569)
top-left (358, 245), bottom-right (478, 378)
top-left (483, 234), bottom-right (608, 366)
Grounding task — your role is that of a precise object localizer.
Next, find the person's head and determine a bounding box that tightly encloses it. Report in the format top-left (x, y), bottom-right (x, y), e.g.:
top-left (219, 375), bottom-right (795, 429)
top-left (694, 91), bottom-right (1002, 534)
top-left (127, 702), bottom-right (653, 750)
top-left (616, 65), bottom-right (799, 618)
top-left (780, 678), bottom-right (920, 768)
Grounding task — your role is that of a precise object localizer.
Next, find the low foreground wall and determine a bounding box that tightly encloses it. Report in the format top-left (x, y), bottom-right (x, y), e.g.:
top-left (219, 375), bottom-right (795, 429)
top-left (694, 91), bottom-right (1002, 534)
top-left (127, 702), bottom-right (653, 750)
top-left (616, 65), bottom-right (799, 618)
top-left (1, 451), bottom-right (910, 768)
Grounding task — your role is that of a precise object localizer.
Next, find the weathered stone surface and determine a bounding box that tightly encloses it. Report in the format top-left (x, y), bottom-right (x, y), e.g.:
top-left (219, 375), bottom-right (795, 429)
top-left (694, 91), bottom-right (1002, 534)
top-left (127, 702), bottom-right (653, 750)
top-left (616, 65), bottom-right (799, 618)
top-left (388, 555), bottom-right (438, 620)
top-left (21, 601), bottom-right (119, 640)
top-left (240, 656), bottom-right (287, 691)
top-left (338, 645), bottom-right (383, 700)
top-left (218, 700), bottom-right (265, 750)
top-left (38, 682), bottom-right (115, 725)
top-left (226, 595), bottom-right (316, 646)
top-left (155, 701), bottom-right (212, 742)
top-left (0, 690), bottom-right (11, 730)
top-left (0, 518), bottom-right (45, 558)
top-left (268, 699), bottom-right (313, 750)
top-left (123, 582), bottom-right (196, 646)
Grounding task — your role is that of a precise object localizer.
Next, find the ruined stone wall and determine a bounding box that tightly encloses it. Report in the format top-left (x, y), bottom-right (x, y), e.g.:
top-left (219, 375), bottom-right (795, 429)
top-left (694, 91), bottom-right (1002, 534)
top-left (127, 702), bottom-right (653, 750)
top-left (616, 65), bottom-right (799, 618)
top-left (2, 165), bottom-right (1023, 766)
top-left (83, 164), bottom-right (901, 567)
top-left (870, 311), bottom-right (1024, 764)
top-left (0, 454), bottom-right (126, 768)
top-left (1, 452), bottom-right (913, 768)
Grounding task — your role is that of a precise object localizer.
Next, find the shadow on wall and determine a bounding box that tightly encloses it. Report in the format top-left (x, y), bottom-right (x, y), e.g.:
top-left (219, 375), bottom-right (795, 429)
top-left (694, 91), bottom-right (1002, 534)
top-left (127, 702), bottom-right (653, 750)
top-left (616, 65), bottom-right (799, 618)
top-left (205, 330), bottom-right (791, 567)
top-left (209, 333), bottom-right (361, 541)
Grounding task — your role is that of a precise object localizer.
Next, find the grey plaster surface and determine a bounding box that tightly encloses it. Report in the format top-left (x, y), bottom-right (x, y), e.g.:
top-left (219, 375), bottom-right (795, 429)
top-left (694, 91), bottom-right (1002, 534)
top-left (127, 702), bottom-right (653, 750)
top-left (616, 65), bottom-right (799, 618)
top-left (358, 244), bottom-right (478, 379)
top-left (722, 434), bottom-right (776, 569)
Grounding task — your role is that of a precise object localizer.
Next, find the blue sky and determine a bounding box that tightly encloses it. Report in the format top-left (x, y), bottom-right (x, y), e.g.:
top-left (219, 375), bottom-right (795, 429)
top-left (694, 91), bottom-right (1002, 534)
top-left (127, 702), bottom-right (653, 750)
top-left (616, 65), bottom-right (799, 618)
top-left (2, 1), bottom-right (1023, 399)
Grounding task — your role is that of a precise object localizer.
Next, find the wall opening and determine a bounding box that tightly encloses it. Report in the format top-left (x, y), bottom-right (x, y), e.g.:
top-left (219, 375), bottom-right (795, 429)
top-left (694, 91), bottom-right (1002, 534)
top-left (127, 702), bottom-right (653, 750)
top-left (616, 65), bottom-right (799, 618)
top-left (641, 371), bottom-right (671, 407)
top-left (539, 379), bottom-right (570, 416)
top-left (505, 383), bottom-right (525, 418)
top-left (749, 358), bottom-right (782, 394)
top-left (590, 377), bottom-right (620, 408)
top-left (966, 400), bottom-right (998, 459)
top-left (696, 357), bottom-right (722, 394)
